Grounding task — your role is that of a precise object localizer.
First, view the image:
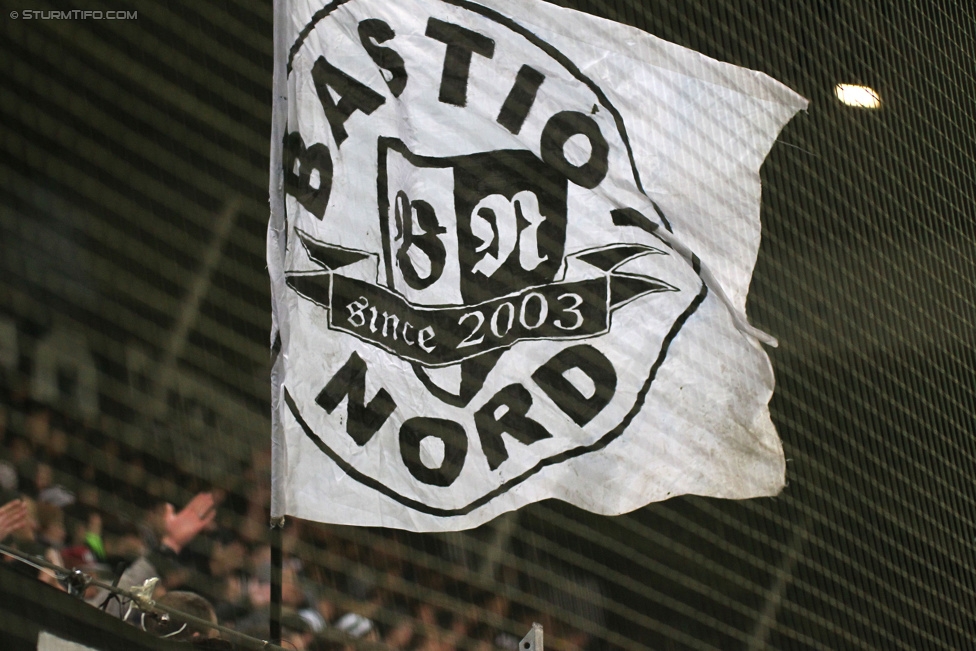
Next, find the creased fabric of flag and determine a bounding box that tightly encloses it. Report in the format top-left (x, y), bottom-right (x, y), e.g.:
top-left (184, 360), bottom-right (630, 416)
top-left (268, 0), bottom-right (807, 531)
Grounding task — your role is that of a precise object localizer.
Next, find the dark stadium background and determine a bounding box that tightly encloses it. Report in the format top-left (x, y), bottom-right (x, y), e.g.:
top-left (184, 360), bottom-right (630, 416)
top-left (1, 1), bottom-right (974, 648)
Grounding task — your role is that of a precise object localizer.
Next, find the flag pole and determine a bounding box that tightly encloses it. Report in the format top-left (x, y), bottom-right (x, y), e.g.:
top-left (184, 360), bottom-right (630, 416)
top-left (270, 517), bottom-right (285, 645)
top-left (269, 0), bottom-right (289, 645)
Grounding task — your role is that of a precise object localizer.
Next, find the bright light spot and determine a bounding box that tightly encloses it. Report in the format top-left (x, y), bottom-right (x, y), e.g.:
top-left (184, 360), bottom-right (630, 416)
top-left (834, 84), bottom-right (881, 109)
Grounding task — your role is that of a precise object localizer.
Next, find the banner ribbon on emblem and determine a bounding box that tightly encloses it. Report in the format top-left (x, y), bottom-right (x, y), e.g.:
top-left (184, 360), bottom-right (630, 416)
top-left (286, 231), bottom-right (677, 368)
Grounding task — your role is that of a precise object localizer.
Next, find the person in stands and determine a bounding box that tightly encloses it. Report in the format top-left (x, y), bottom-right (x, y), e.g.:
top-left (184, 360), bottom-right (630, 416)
top-left (108, 492), bottom-right (217, 619)
top-left (143, 590), bottom-right (221, 643)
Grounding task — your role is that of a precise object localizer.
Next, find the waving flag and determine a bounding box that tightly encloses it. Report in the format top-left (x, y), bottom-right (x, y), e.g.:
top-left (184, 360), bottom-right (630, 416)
top-left (268, 0), bottom-right (806, 531)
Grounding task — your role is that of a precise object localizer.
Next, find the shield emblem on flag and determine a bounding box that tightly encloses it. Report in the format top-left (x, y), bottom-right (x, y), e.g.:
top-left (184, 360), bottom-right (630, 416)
top-left (378, 138), bottom-right (571, 403)
top-left (379, 139), bottom-right (569, 306)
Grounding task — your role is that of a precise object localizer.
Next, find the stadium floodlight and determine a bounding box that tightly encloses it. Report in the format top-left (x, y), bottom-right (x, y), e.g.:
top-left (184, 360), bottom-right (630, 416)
top-left (834, 83), bottom-right (882, 108)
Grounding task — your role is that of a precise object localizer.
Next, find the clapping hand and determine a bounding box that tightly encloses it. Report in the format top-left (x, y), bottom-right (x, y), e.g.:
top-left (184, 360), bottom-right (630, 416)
top-left (0, 499), bottom-right (28, 542)
top-left (160, 492), bottom-right (217, 554)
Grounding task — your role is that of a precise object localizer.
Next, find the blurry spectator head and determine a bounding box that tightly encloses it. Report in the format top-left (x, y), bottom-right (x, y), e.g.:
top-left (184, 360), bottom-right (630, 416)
top-left (451, 608), bottom-right (473, 637)
top-left (76, 485), bottom-right (99, 508)
top-left (335, 612), bottom-right (378, 641)
top-left (103, 516), bottom-right (146, 563)
top-left (33, 462), bottom-right (53, 494)
top-left (0, 461), bottom-right (17, 492)
top-left (247, 562), bottom-right (272, 610)
top-left (122, 452), bottom-right (146, 489)
top-left (38, 485), bottom-right (75, 509)
top-left (314, 593), bottom-right (337, 624)
top-left (208, 529), bottom-right (246, 577)
top-left (11, 445), bottom-right (34, 496)
top-left (416, 602), bottom-right (437, 626)
top-left (63, 504), bottom-right (101, 547)
top-left (346, 565), bottom-right (378, 602)
top-left (249, 449), bottom-right (272, 476)
top-left (281, 609), bottom-right (315, 650)
top-left (145, 590), bottom-right (219, 642)
top-left (46, 427), bottom-right (68, 458)
top-left (25, 407), bottom-right (51, 448)
top-left (8, 436), bottom-right (31, 465)
top-left (212, 574), bottom-right (248, 625)
top-left (282, 565), bottom-right (307, 608)
top-left (141, 500), bottom-right (169, 546)
top-left (483, 593), bottom-right (510, 617)
top-left (297, 606), bottom-right (327, 635)
top-left (248, 543), bottom-right (272, 573)
top-left (35, 501), bottom-right (66, 546)
top-left (383, 614), bottom-right (416, 649)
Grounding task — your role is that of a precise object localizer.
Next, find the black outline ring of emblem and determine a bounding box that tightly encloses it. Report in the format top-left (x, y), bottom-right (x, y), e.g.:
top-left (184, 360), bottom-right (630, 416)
top-left (284, 0), bottom-right (707, 516)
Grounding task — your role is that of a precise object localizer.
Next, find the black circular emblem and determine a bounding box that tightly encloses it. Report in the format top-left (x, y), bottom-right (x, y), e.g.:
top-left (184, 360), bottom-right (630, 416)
top-left (280, 0), bottom-right (704, 517)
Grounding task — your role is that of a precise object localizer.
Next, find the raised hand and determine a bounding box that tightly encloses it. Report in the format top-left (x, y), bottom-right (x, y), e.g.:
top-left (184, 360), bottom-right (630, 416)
top-left (160, 492), bottom-right (216, 554)
top-left (0, 499), bottom-right (29, 542)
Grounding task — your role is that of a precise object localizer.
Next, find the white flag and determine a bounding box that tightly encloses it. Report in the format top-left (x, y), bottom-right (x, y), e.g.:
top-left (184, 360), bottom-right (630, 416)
top-left (268, 0), bottom-right (807, 531)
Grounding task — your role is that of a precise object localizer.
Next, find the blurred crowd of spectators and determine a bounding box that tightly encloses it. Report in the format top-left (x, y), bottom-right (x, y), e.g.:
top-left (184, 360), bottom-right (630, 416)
top-left (0, 384), bottom-right (592, 650)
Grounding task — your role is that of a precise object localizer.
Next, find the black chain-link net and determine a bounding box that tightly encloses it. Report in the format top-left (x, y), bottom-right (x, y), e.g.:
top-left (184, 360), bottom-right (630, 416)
top-left (1, 1), bottom-right (974, 649)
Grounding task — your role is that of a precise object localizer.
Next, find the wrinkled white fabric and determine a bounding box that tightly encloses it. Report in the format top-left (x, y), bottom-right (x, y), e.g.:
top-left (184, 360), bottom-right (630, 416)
top-left (269, 0), bottom-right (807, 531)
